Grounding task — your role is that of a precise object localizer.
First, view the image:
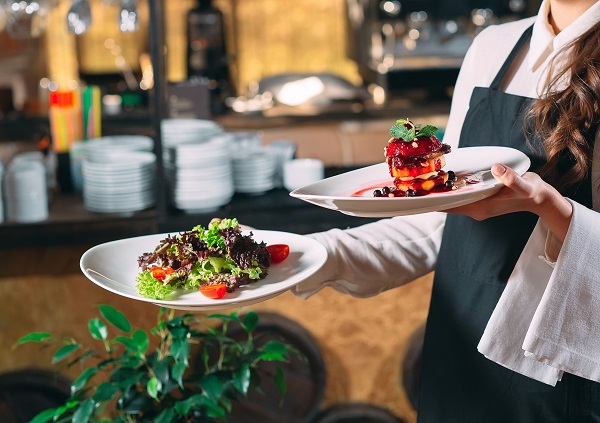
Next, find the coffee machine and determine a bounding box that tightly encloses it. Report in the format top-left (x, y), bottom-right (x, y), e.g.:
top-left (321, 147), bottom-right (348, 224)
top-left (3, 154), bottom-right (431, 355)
top-left (345, 0), bottom-right (532, 102)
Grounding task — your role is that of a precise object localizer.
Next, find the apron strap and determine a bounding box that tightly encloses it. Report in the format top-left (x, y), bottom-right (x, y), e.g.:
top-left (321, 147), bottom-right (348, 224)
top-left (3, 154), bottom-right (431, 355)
top-left (490, 24), bottom-right (534, 90)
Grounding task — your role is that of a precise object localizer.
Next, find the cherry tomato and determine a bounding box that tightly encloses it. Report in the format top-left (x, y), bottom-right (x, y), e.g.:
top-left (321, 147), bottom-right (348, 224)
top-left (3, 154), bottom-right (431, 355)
top-left (267, 244), bottom-right (290, 264)
top-left (150, 266), bottom-right (174, 281)
top-left (200, 283), bottom-right (227, 299)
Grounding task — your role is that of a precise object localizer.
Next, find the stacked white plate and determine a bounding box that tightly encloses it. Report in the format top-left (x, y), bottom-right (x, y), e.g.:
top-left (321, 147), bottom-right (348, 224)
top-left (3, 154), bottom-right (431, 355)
top-left (232, 148), bottom-right (277, 195)
top-left (161, 119), bottom-right (224, 148)
top-left (82, 151), bottom-right (157, 213)
top-left (164, 134), bottom-right (234, 213)
top-left (83, 135), bottom-right (154, 161)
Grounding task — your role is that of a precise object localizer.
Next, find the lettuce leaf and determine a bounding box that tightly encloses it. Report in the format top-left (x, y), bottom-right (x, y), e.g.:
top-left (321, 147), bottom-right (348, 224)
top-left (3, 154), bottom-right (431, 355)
top-left (135, 270), bottom-right (181, 300)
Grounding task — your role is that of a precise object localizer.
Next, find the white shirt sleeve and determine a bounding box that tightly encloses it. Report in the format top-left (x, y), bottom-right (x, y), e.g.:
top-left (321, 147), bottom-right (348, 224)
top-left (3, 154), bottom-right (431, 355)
top-left (290, 212), bottom-right (446, 298)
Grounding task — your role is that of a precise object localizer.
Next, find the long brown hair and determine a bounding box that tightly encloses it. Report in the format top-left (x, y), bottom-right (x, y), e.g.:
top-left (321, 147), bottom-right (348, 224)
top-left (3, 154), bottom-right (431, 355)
top-left (526, 20), bottom-right (600, 192)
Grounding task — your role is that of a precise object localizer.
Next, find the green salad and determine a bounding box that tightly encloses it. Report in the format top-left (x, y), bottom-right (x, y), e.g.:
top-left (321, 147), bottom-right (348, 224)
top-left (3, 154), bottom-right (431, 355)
top-left (136, 218), bottom-right (271, 300)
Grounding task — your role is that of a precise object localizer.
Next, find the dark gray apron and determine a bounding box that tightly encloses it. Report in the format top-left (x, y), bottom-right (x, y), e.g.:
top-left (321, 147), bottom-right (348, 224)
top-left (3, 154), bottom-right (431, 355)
top-left (417, 25), bottom-right (598, 422)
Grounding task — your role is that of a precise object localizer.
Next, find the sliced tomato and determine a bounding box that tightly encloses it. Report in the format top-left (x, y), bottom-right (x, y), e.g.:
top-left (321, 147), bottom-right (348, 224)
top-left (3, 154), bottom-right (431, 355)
top-left (150, 266), bottom-right (174, 281)
top-left (267, 244), bottom-right (290, 264)
top-left (200, 283), bottom-right (227, 299)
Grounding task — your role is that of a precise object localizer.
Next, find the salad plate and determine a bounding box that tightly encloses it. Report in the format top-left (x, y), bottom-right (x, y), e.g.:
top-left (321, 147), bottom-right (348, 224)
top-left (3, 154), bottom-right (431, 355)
top-left (80, 230), bottom-right (327, 311)
top-left (290, 146), bottom-right (530, 217)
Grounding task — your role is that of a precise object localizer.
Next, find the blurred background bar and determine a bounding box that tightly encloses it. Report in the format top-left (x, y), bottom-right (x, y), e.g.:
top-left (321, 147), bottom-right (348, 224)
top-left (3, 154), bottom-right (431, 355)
top-left (0, 1), bottom-right (541, 422)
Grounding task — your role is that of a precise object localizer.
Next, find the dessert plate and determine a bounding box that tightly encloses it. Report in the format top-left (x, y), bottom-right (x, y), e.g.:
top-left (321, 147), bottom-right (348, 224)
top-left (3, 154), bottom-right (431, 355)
top-left (80, 230), bottom-right (327, 311)
top-left (290, 146), bottom-right (530, 217)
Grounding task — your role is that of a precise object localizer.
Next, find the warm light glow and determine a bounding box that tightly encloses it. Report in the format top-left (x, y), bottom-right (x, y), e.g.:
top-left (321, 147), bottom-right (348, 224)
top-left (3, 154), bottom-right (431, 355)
top-left (67, 80), bottom-right (79, 90)
top-left (445, 20), bottom-right (458, 33)
top-left (372, 85), bottom-right (386, 105)
top-left (276, 77), bottom-right (325, 106)
top-left (408, 29), bottom-right (420, 40)
top-left (39, 77), bottom-right (50, 89)
top-left (381, 1), bottom-right (401, 16)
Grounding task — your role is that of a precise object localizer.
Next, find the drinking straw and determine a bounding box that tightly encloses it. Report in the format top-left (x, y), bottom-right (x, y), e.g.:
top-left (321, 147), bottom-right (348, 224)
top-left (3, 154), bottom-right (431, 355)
top-left (82, 86), bottom-right (92, 139)
top-left (92, 85), bottom-right (102, 138)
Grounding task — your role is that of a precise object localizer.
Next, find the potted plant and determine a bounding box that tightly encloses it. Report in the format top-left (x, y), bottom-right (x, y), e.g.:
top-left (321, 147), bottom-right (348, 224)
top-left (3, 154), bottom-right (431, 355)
top-left (14, 304), bottom-right (301, 423)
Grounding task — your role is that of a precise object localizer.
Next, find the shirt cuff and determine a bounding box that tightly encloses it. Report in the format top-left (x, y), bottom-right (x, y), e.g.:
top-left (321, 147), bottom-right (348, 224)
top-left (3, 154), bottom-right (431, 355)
top-left (540, 229), bottom-right (563, 267)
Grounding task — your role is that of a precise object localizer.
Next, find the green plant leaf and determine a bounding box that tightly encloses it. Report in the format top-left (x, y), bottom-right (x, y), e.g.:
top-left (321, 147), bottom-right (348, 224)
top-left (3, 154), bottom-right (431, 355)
top-left (71, 367), bottom-right (99, 394)
top-left (147, 376), bottom-right (160, 399)
top-left (174, 394), bottom-right (202, 414)
top-left (53, 399), bottom-right (79, 418)
top-left (13, 332), bottom-right (52, 347)
top-left (166, 314), bottom-right (188, 328)
top-left (262, 340), bottom-right (288, 356)
top-left (72, 398), bottom-right (95, 423)
top-left (154, 408), bottom-right (176, 423)
top-left (150, 357), bottom-right (170, 390)
top-left (118, 387), bottom-right (153, 413)
top-left (172, 361), bottom-right (187, 389)
top-left (204, 400), bottom-right (227, 419)
top-left (274, 366), bottom-right (287, 396)
top-left (220, 396), bottom-right (233, 413)
top-left (257, 351), bottom-right (286, 362)
top-left (52, 343), bottom-right (80, 364)
top-left (92, 382), bottom-right (120, 403)
top-left (170, 337), bottom-right (190, 366)
top-left (88, 318), bottom-right (108, 340)
top-left (66, 350), bottom-right (96, 368)
top-left (29, 407), bottom-right (58, 423)
top-left (233, 363), bottom-right (251, 395)
top-left (99, 305), bottom-right (131, 333)
top-left (132, 329), bottom-right (149, 352)
top-left (200, 374), bottom-right (223, 403)
top-left (114, 336), bottom-right (139, 351)
top-left (110, 368), bottom-right (144, 395)
top-left (241, 312), bottom-right (258, 333)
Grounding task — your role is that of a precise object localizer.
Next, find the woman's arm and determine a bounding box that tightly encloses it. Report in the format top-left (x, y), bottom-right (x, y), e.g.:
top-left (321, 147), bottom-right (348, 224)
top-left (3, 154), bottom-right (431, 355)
top-left (291, 213), bottom-right (446, 298)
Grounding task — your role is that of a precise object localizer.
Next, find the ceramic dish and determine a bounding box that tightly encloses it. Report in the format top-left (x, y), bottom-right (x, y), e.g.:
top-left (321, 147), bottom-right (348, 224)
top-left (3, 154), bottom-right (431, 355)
top-left (290, 146), bottom-right (530, 217)
top-left (80, 230), bottom-right (327, 310)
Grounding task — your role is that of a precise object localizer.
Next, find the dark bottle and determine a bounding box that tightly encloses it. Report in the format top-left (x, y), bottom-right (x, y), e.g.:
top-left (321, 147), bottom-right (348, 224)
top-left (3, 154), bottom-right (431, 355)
top-left (186, 0), bottom-right (232, 115)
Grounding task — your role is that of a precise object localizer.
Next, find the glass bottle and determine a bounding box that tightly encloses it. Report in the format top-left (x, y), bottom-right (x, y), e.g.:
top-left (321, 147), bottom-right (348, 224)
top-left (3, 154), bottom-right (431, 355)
top-left (186, 0), bottom-right (231, 115)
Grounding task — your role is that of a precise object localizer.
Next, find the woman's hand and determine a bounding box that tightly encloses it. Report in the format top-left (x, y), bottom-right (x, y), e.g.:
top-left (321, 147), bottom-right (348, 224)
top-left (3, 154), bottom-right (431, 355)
top-left (446, 163), bottom-right (573, 242)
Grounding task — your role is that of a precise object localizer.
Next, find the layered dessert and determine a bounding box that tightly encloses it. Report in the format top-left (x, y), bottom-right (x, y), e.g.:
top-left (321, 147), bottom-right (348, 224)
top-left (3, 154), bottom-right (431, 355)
top-left (375, 119), bottom-right (453, 197)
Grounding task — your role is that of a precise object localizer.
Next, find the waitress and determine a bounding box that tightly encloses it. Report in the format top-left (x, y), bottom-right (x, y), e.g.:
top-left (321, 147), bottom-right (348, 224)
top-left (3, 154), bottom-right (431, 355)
top-left (293, 0), bottom-right (600, 421)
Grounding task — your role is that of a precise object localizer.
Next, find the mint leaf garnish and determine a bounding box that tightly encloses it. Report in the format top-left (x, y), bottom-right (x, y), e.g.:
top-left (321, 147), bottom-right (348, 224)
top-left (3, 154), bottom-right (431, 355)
top-left (389, 119), bottom-right (438, 142)
top-left (390, 124), bottom-right (413, 141)
top-left (417, 124), bottom-right (438, 138)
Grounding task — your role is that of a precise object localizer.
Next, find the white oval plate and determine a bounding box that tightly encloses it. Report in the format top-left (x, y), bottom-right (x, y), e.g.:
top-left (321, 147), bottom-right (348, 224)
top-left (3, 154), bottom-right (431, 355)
top-left (80, 230), bottom-right (327, 310)
top-left (290, 146), bottom-right (531, 218)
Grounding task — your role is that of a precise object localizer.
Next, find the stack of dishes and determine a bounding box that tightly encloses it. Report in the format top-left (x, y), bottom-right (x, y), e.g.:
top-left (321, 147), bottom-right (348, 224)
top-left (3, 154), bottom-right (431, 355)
top-left (83, 135), bottom-right (154, 159)
top-left (3, 155), bottom-right (48, 223)
top-left (82, 150), bottom-right (157, 213)
top-left (232, 148), bottom-right (276, 195)
top-left (164, 134), bottom-right (234, 213)
top-left (161, 119), bottom-right (223, 148)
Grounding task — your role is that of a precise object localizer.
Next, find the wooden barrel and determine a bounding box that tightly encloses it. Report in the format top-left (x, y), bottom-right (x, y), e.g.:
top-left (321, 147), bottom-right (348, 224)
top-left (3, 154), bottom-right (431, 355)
top-left (196, 312), bottom-right (327, 423)
top-left (311, 402), bottom-right (406, 423)
top-left (0, 368), bottom-right (71, 423)
top-left (401, 323), bottom-right (426, 411)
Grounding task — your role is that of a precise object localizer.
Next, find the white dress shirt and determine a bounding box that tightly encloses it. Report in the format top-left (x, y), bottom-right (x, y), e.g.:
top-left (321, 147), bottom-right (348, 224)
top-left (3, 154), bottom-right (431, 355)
top-left (292, 0), bottom-right (600, 385)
